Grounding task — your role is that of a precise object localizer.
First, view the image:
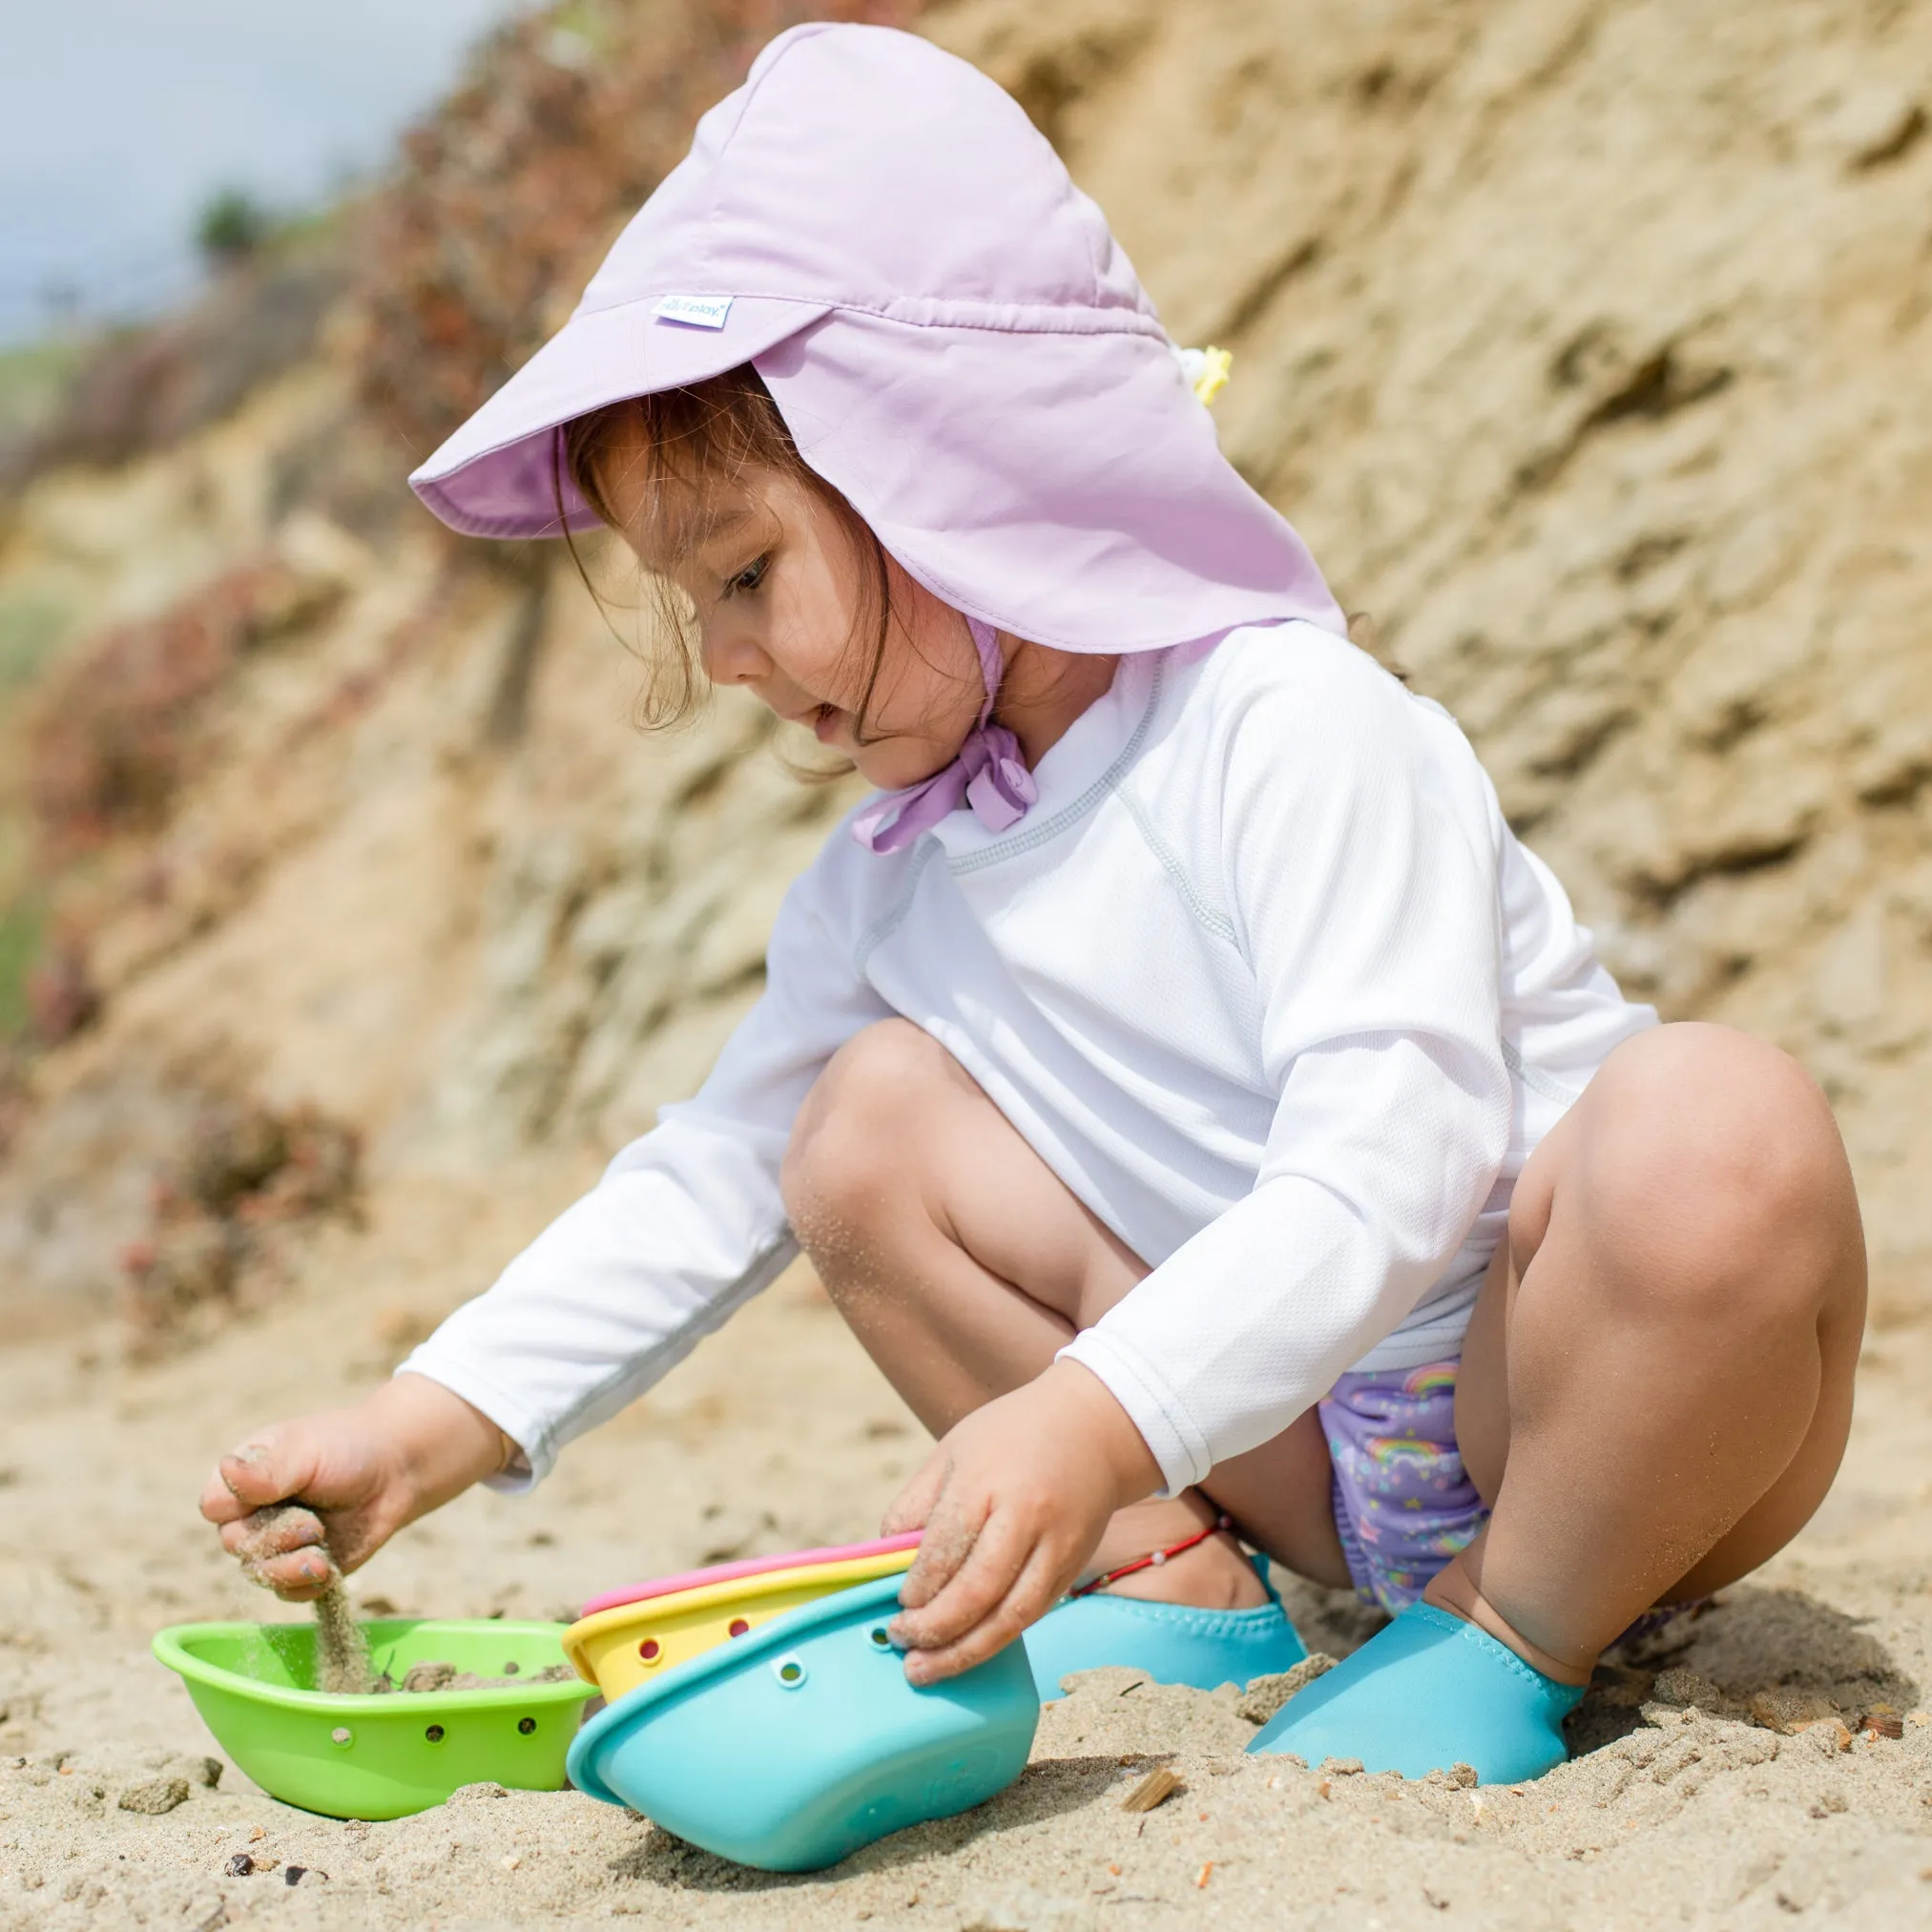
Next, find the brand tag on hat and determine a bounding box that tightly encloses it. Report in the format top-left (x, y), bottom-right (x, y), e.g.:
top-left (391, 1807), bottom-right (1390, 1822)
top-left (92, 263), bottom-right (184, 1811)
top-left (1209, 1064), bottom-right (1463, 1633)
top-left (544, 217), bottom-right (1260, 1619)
top-left (654, 295), bottom-right (734, 330)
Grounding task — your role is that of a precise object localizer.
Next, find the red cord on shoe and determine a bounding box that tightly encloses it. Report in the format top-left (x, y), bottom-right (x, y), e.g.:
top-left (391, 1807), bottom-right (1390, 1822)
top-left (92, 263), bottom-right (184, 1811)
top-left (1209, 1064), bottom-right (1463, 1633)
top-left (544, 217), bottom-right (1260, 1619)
top-left (1068, 1513), bottom-right (1236, 1598)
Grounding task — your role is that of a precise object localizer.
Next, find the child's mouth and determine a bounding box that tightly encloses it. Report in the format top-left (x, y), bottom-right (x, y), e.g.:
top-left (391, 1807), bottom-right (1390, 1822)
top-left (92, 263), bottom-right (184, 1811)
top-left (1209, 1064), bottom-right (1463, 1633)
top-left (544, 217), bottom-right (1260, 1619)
top-left (812, 704), bottom-right (841, 744)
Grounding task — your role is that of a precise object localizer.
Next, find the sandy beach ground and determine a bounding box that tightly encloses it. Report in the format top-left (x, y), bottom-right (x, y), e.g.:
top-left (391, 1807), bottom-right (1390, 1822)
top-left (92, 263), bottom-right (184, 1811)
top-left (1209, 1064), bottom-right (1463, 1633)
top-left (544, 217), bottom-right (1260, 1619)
top-left (3, 1160), bottom-right (1931, 1932)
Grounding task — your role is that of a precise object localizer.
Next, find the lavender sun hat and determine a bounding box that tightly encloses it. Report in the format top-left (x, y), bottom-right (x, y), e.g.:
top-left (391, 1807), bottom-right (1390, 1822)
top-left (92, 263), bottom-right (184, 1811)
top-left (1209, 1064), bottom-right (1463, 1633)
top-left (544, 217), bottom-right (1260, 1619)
top-left (409, 22), bottom-right (1345, 846)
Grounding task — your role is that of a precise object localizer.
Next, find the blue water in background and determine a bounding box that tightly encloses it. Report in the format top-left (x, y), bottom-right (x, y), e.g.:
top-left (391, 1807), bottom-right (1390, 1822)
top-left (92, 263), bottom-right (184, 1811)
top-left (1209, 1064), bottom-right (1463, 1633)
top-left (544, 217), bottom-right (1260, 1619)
top-left (0, 0), bottom-right (528, 346)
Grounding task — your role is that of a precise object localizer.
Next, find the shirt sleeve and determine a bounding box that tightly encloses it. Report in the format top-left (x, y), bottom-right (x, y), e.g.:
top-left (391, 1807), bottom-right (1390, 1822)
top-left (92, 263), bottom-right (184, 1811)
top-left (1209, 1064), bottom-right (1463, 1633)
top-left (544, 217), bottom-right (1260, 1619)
top-left (399, 859), bottom-right (892, 1488)
top-left (1058, 654), bottom-right (1514, 1493)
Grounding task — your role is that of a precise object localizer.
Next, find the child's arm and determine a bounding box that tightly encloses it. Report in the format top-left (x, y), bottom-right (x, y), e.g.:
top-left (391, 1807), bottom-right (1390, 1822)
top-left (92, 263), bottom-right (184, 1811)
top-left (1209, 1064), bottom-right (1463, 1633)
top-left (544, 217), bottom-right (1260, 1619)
top-left (396, 874), bottom-right (891, 1489)
top-left (203, 862), bottom-right (891, 1589)
top-left (1053, 649), bottom-right (1516, 1489)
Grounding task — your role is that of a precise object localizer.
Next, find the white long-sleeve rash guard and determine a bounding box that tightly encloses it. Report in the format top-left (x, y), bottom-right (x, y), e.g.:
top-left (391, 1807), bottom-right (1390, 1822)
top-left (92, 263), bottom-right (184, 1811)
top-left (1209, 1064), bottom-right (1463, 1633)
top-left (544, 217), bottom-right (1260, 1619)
top-left (403, 623), bottom-right (1655, 1495)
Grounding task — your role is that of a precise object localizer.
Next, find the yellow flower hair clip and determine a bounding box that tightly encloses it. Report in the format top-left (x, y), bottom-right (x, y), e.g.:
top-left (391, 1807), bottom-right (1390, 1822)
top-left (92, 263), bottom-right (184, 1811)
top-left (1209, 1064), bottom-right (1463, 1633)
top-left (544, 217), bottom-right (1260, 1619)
top-left (1175, 345), bottom-right (1234, 407)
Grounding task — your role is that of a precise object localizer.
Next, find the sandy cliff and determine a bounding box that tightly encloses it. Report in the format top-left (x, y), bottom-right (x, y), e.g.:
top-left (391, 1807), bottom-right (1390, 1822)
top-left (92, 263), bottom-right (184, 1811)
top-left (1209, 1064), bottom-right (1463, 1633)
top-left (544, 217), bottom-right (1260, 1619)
top-left (4, 0), bottom-right (1929, 1336)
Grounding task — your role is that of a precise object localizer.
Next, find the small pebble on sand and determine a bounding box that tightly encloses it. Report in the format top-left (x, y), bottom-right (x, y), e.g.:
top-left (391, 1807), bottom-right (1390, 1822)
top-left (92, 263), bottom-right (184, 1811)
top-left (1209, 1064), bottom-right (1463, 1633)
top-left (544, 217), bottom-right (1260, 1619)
top-left (117, 1777), bottom-right (191, 1816)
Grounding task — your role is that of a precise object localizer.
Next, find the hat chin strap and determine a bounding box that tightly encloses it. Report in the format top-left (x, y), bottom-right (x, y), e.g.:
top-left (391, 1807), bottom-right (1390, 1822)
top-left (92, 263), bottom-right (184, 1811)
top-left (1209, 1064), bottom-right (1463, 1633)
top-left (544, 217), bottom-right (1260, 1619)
top-left (848, 617), bottom-right (1039, 855)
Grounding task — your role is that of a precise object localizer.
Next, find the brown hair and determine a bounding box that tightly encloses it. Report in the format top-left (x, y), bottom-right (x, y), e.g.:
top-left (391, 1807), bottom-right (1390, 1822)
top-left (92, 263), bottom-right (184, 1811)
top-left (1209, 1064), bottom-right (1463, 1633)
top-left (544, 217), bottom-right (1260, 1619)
top-left (554, 364), bottom-right (904, 739)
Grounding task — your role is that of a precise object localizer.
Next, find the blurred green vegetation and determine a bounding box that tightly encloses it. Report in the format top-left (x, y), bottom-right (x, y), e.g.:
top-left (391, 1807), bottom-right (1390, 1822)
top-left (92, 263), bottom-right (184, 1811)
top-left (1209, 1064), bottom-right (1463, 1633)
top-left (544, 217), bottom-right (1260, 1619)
top-left (0, 338), bottom-right (87, 451)
top-left (0, 595), bottom-right (72, 696)
top-left (196, 186), bottom-right (273, 264)
top-left (0, 892), bottom-right (40, 1042)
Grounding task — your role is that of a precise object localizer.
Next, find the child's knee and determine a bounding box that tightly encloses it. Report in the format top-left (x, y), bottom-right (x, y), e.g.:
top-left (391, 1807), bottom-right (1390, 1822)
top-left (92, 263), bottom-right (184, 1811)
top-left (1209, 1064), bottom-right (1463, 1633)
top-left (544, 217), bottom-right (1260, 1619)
top-left (780, 1019), bottom-right (945, 1242)
top-left (1568, 1024), bottom-right (1857, 1316)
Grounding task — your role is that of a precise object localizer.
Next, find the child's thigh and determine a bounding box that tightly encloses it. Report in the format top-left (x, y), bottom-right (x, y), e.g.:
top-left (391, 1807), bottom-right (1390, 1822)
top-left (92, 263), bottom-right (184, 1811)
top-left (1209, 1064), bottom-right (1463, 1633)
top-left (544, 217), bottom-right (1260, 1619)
top-left (787, 1018), bottom-right (1147, 1325)
top-left (945, 1107), bottom-right (1149, 1328)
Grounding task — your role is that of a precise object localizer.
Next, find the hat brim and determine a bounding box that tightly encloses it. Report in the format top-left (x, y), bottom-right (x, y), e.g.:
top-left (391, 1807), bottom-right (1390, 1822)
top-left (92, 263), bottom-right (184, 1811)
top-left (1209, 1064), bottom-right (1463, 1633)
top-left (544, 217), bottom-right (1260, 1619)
top-left (408, 295), bottom-right (836, 539)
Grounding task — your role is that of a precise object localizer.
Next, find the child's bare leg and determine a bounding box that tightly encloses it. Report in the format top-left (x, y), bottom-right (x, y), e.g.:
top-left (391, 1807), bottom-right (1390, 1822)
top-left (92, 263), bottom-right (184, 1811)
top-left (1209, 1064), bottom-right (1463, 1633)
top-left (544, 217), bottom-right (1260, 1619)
top-left (782, 1019), bottom-right (1348, 1606)
top-left (1432, 1023), bottom-right (1865, 1682)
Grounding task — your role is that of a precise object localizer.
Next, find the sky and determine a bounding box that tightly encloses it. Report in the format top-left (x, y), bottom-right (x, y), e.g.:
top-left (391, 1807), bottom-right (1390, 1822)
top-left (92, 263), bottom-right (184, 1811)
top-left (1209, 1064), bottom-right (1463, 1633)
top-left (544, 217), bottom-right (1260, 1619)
top-left (0, 0), bottom-right (530, 346)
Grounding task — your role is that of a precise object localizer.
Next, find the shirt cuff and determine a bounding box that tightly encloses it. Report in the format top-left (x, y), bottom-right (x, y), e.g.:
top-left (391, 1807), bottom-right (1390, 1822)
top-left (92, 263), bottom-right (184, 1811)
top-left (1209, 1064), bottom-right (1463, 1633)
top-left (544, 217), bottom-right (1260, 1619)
top-left (1056, 1328), bottom-right (1213, 1496)
top-left (395, 1352), bottom-right (549, 1494)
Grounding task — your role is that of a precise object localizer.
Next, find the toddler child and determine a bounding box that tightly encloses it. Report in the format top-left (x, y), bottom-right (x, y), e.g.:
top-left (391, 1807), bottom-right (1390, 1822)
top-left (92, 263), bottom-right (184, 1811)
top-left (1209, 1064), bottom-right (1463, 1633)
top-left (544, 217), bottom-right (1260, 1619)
top-left (202, 25), bottom-right (1864, 1783)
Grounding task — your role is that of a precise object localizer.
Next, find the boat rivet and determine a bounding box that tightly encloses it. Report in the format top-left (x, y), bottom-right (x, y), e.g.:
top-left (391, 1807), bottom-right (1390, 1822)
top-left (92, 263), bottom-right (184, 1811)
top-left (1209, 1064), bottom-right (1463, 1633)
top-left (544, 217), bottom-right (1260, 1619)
top-left (869, 1627), bottom-right (894, 1651)
top-left (773, 1656), bottom-right (807, 1690)
top-left (425, 1724), bottom-right (446, 1743)
top-left (728, 1619), bottom-right (751, 1638)
top-left (330, 1727), bottom-right (352, 1747)
top-left (638, 1638), bottom-right (661, 1663)
top-left (517, 1716), bottom-right (537, 1735)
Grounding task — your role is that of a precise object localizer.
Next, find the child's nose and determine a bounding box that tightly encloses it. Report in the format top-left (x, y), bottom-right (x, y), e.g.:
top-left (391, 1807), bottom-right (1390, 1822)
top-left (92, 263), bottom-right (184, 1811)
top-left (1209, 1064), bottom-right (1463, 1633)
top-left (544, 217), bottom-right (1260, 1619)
top-left (699, 625), bottom-right (771, 687)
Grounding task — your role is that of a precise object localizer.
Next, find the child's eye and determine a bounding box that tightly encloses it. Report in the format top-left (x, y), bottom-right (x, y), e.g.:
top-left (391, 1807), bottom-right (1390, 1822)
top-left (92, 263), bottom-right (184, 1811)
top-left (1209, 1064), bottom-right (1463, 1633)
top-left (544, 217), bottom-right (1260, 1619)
top-left (727, 554), bottom-right (770, 596)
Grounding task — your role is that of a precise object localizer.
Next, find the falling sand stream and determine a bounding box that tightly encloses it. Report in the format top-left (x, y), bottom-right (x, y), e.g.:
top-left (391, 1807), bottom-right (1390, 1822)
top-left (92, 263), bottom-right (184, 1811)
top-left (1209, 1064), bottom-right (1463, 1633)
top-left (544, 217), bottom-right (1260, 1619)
top-left (239, 1504), bottom-right (374, 1694)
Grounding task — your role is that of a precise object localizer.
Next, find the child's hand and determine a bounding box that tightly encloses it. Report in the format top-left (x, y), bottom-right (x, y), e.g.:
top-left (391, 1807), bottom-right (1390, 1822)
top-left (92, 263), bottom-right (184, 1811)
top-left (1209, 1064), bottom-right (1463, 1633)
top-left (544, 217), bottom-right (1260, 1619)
top-left (883, 1361), bottom-right (1160, 1685)
top-left (198, 1373), bottom-right (512, 1599)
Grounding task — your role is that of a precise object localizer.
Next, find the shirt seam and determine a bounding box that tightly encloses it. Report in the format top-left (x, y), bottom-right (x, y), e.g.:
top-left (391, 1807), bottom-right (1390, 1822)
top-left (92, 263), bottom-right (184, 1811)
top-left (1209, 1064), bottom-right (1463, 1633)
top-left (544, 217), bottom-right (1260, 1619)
top-left (854, 838), bottom-right (944, 972)
top-left (1501, 1037), bottom-right (1585, 1106)
top-left (1110, 779), bottom-right (1238, 947)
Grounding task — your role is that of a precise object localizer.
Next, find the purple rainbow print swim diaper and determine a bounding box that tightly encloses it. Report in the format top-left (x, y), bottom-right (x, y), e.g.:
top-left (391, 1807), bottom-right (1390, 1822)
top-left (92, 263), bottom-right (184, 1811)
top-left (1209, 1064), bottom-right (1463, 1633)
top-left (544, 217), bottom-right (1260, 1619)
top-left (1319, 1361), bottom-right (1488, 1612)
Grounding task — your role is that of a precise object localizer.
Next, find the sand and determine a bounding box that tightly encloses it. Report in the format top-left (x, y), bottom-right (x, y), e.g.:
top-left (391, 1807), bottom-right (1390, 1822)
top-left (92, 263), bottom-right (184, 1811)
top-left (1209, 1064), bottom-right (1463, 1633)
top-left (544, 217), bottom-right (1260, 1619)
top-left (308, 1588), bottom-right (371, 1698)
top-left (2, 1196), bottom-right (1931, 1932)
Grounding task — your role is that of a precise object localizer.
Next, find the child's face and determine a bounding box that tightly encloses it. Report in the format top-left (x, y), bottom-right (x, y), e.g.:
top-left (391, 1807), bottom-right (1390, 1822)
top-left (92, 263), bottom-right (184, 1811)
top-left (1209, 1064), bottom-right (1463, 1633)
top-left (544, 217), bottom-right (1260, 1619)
top-left (606, 450), bottom-right (984, 791)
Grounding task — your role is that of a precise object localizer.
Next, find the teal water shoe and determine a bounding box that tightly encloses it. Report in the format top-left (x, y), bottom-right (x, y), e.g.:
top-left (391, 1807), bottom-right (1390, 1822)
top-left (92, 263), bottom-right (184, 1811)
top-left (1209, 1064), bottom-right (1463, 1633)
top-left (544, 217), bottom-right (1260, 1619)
top-left (1023, 1558), bottom-right (1307, 1702)
top-left (1246, 1600), bottom-right (1582, 1783)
